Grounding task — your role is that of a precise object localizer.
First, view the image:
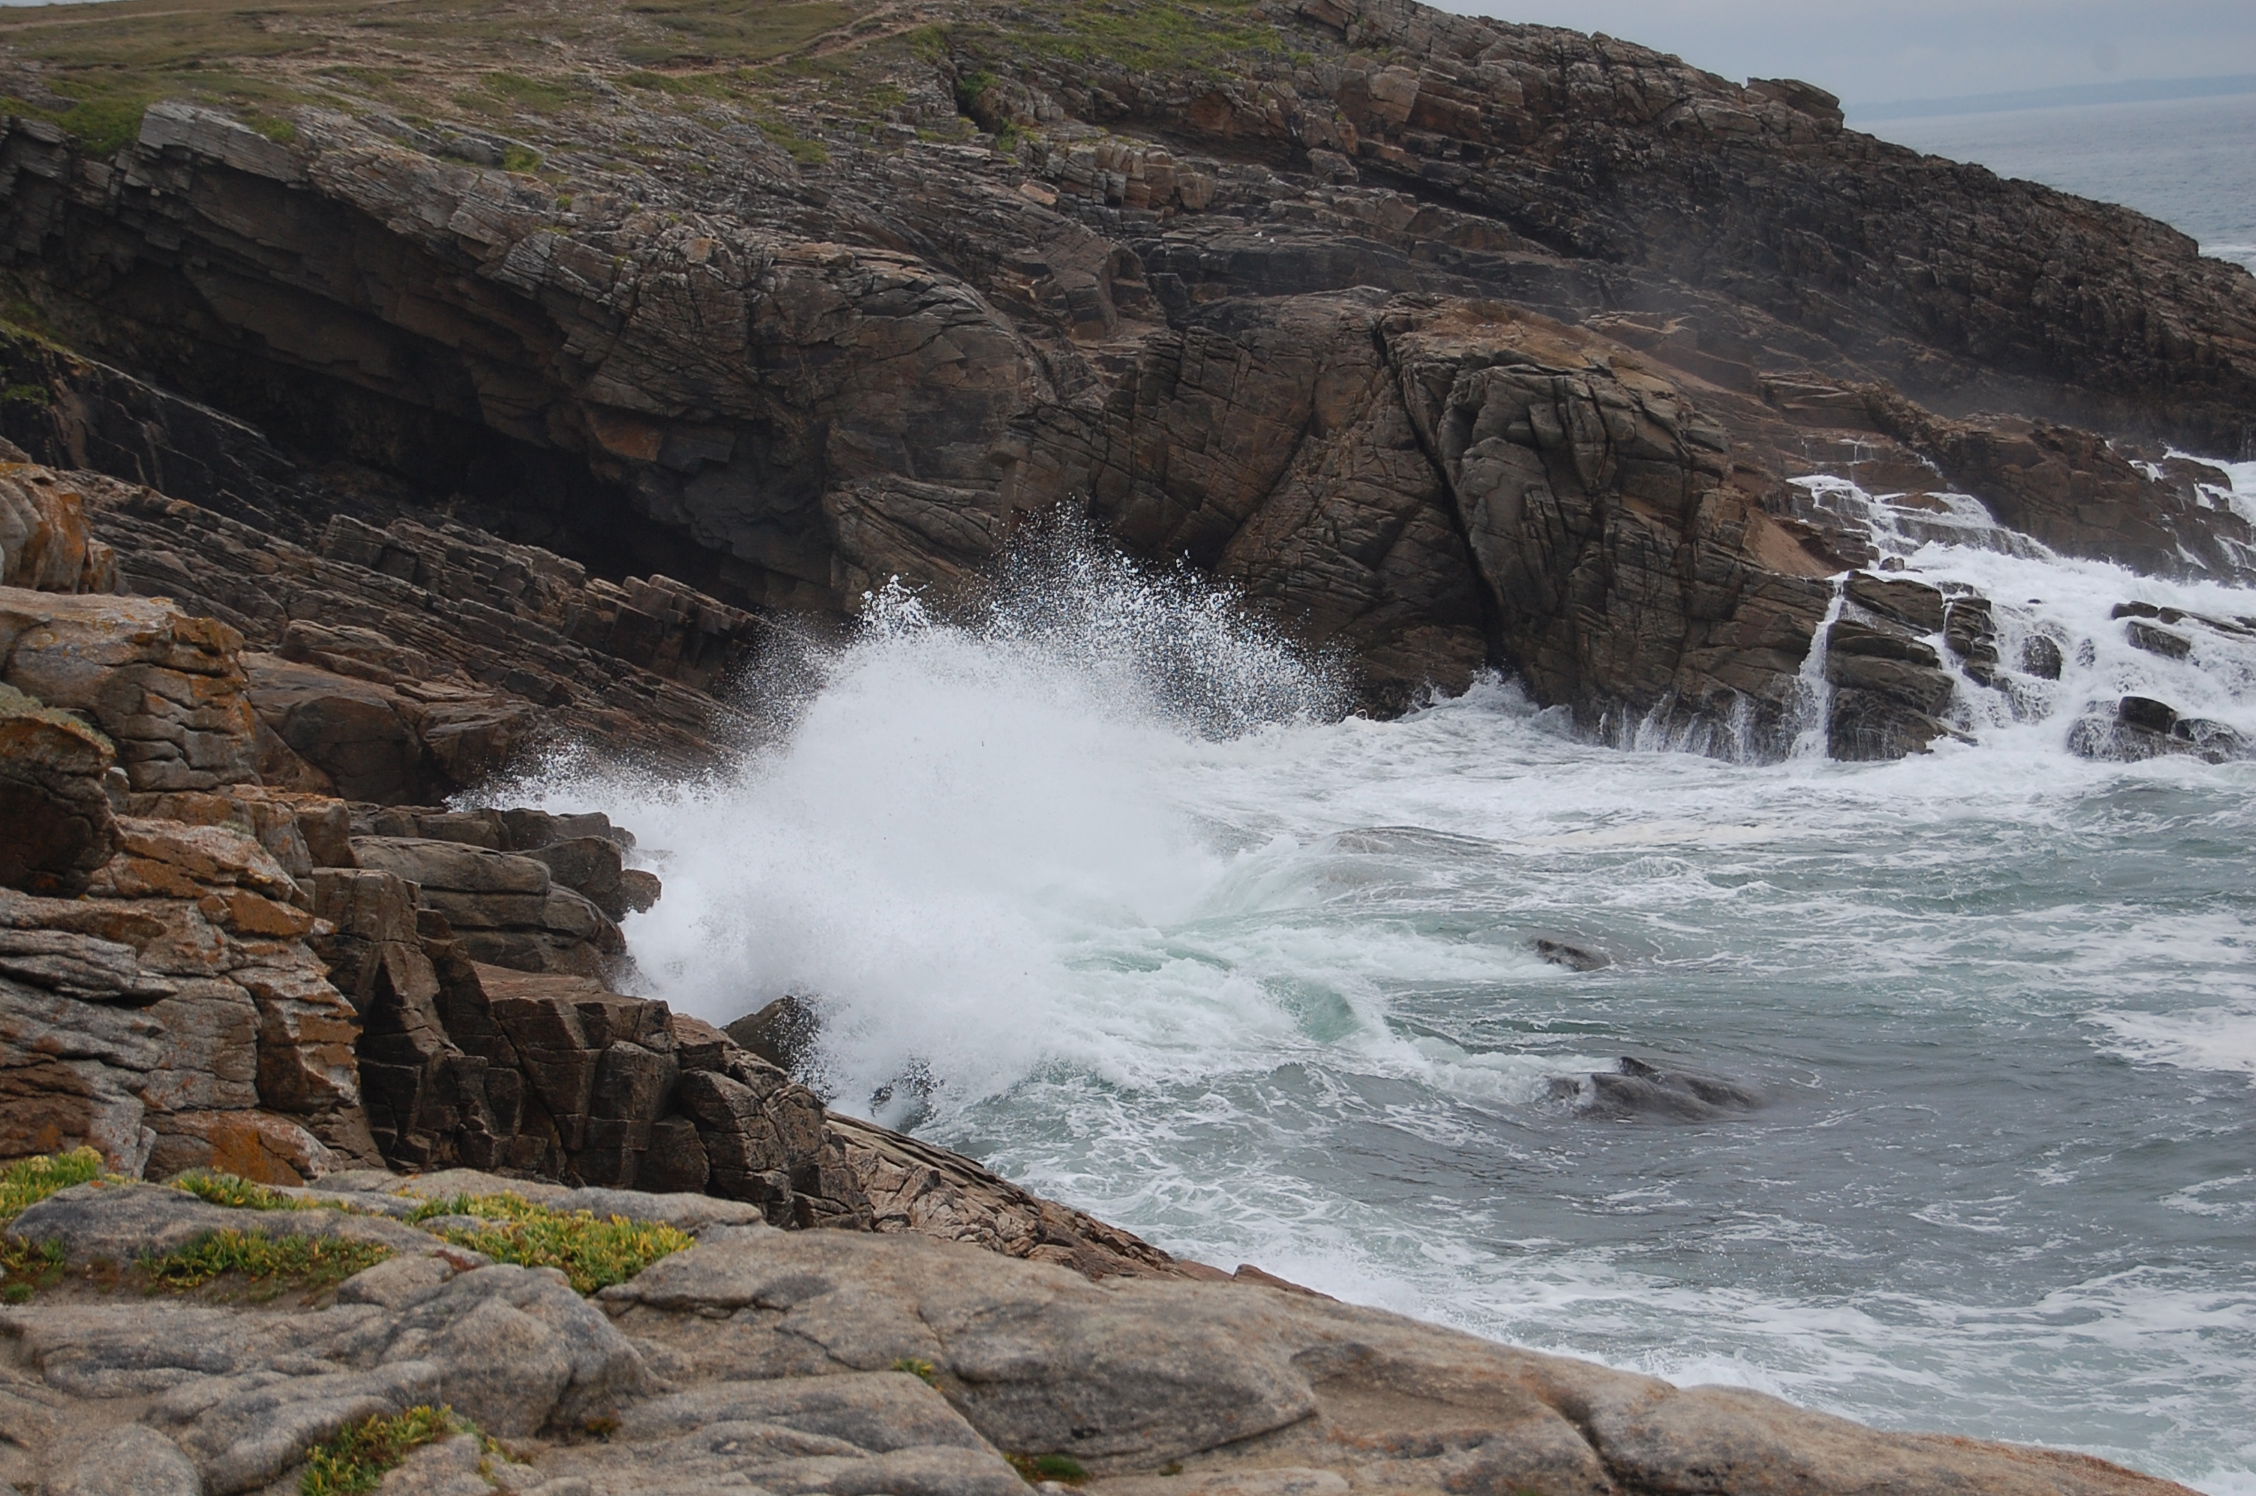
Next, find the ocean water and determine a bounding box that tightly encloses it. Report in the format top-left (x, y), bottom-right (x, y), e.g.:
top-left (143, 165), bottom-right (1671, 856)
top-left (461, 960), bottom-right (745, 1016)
top-left (1866, 91), bottom-right (2256, 273)
top-left (516, 469), bottom-right (2256, 1495)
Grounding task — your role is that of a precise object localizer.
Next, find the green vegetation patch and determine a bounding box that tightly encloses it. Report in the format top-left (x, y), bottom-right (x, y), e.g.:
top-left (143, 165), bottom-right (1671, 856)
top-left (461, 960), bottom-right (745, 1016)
top-left (139, 1228), bottom-right (394, 1294)
top-left (1006, 1452), bottom-right (1089, 1486)
top-left (0, 1148), bottom-right (103, 1221)
top-left (169, 1168), bottom-right (311, 1212)
top-left (619, 0), bottom-right (859, 68)
top-left (891, 1356), bottom-right (939, 1385)
top-left (301, 1404), bottom-right (473, 1496)
top-left (0, 1237), bottom-right (65, 1304)
top-left (405, 1192), bottom-right (694, 1294)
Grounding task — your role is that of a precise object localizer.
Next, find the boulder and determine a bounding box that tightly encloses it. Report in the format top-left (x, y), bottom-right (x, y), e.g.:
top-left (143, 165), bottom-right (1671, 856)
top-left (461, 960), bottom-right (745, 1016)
top-left (244, 653), bottom-right (430, 804)
top-left (723, 994), bottom-right (819, 1076)
top-left (2067, 696), bottom-right (2250, 765)
top-left (1550, 1056), bottom-right (1767, 1121)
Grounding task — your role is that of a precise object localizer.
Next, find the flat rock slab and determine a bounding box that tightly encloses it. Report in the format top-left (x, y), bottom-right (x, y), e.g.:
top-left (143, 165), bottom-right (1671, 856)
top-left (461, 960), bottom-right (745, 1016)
top-left (9, 1181), bottom-right (460, 1261)
top-left (0, 1175), bottom-right (2202, 1496)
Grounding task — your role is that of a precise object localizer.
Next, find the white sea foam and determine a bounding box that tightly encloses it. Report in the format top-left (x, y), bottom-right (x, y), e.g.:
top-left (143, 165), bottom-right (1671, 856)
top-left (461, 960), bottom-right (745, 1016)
top-left (503, 517), bottom-right (2256, 1493)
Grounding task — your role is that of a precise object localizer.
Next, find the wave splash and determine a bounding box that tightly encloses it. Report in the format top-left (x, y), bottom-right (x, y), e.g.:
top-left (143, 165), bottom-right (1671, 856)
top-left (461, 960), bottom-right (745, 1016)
top-left (519, 523), bottom-right (1348, 1121)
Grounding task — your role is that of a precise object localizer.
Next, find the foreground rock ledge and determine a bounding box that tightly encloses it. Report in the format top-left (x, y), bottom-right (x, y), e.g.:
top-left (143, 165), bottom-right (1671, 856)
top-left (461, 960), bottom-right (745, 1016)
top-left (0, 1174), bottom-right (2199, 1496)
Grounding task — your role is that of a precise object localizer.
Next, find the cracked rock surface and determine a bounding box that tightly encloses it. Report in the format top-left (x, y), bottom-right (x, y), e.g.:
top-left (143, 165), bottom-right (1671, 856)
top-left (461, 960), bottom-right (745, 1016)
top-left (0, 1176), bottom-right (2201, 1496)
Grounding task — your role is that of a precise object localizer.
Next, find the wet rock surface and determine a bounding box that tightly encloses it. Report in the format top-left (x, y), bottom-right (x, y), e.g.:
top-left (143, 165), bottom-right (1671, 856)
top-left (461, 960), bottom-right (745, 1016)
top-left (1551, 1057), bottom-right (1768, 1122)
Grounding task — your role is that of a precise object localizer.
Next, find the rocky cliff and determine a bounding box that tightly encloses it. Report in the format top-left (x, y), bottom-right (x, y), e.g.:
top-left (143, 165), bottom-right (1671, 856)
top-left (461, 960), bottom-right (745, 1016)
top-left (2, 0), bottom-right (2253, 756)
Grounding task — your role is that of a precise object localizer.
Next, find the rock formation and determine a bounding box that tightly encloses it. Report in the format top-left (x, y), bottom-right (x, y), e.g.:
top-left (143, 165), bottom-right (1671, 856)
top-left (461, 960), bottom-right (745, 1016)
top-left (0, 1171), bottom-right (2207, 1495)
top-left (0, 455), bottom-right (1193, 1289)
top-left (0, 1), bottom-right (2247, 1489)
top-left (0, 0), bottom-right (2250, 756)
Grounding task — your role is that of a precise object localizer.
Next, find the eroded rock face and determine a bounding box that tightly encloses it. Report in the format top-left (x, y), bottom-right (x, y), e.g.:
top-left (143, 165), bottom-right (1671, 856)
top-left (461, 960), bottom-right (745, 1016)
top-left (0, 686), bottom-right (118, 897)
top-left (1, 0), bottom-right (2250, 756)
top-left (0, 586), bottom-right (261, 792)
top-left (0, 461), bottom-right (116, 594)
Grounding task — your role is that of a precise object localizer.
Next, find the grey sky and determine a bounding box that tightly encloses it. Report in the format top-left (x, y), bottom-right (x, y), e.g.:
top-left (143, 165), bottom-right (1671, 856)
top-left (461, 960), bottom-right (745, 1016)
top-left (1444, 1), bottom-right (2256, 108)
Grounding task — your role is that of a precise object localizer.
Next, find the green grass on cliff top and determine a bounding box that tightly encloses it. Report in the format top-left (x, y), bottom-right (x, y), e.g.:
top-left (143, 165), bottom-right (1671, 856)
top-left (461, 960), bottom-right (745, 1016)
top-left (0, 0), bottom-right (1309, 157)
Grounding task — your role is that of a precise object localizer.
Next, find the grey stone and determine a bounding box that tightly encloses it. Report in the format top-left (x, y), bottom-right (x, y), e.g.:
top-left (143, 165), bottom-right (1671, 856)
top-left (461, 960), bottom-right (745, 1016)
top-left (42, 1423), bottom-right (200, 1496)
top-left (8, 1180), bottom-right (451, 1262)
top-left (373, 1265), bottom-right (654, 1436)
top-left (162, 1360), bottom-right (444, 1494)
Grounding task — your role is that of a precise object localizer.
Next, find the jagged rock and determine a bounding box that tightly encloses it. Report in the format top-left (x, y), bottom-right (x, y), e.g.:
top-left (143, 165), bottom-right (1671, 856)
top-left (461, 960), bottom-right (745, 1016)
top-left (0, 685), bottom-right (118, 896)
top-left (1867, 400), bottom-right (2256, 579)
top-left (829, 1114), bottom-right (1180, 1280)
top-left (723, 994), bottom-right (819, 1076)
top-left (0, 802), bottom-right (376, 1175)
top-left (1, 0), bottom-right (2249, 758)
top-left (316, 852), bottom-right (861, 1222)
top-left (0, 587), bottom-right (261, 792)
top-left (1944, 596), bottom-right (2001, 686)
top-left (2067, 696), bottom-right (2250, 765)
top-left (0, 462), bottom-right (116, 594)
top-left (2124, 620), bottom-right (2193, 661)
top-left (350, 836), bottom-right (624, 978)
top-left (71, 488), bottom-right (762, 779)
top-left (1531, 938), bottom-right (1609, 972)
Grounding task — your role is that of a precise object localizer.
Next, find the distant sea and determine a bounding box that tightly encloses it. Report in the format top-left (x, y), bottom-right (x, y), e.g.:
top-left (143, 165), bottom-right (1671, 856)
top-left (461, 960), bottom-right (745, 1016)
top-left (1860, 91), bottom-right (2256, 274)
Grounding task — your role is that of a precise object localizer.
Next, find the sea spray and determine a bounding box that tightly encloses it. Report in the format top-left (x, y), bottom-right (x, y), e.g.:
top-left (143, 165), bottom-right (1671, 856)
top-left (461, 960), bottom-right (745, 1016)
top-left (507, 517), bottom-right (2256, 1494)
top-left (515, 522), bottom-right (1351, 1121)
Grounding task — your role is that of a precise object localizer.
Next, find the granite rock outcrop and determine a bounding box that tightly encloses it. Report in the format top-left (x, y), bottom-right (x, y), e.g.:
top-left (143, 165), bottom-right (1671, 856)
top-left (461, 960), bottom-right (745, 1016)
top-left (0, 1172), bottom-right (2208, 1496)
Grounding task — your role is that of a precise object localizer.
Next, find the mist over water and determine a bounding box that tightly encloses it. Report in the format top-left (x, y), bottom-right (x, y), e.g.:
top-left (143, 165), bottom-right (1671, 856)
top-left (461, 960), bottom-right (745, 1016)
top-left (518, 501), bottom-right (2256, 1495)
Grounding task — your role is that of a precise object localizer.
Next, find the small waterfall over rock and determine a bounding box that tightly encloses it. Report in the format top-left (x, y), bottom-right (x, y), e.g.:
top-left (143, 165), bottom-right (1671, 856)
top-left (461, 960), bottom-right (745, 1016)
top-left (1787, 576), bottom-right (1850, 761)
top-left (1784, 471), bottom-right (2256, 763)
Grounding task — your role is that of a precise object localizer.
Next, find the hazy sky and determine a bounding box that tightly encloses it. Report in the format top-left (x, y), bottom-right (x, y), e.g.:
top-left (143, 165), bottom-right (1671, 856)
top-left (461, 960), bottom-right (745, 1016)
top-left (1447, 1), bottom-right (2256, 108)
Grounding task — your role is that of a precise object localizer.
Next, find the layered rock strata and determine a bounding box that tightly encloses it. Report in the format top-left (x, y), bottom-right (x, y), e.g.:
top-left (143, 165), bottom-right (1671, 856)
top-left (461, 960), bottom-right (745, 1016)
top-left (2, 0), bottom-right (2252, 755)
top-left (0, 467), bottom-right (1191, 1284)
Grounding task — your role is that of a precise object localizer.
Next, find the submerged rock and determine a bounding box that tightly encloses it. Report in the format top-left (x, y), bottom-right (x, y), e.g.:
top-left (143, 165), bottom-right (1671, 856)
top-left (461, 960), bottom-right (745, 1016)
top-left (1532, 938), bottom-right (1611, 972)
top-left (2067, 696), bottom-right (2250, 765)
top-left (1551, 1056), bottom-right (1767, 1122)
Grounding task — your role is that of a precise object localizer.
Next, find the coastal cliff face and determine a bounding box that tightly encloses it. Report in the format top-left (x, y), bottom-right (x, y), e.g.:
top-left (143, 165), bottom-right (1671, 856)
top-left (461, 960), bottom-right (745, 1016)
top-left (1, 0), bottom-right (2251, 755)
top-left (0, 6), bottom-right (2248, 1487)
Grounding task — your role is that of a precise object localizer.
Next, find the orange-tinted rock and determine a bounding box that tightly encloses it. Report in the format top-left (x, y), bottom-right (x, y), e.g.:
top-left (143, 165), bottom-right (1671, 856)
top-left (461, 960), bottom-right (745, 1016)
top-left (144, 1106), bottom-right (333, 1184)
top-left (0, 588), bottom-right (261, 791)
top-left (0, 463), bottom-right (117, 594)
